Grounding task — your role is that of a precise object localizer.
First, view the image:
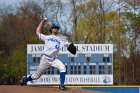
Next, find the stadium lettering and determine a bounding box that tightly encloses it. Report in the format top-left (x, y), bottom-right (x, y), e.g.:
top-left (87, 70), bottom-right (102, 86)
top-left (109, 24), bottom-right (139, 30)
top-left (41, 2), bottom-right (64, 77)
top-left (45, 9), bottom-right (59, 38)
top-left (30, 46), bottom-right (44, 52)
top-left (80, 77), bottom-right (100, 83)
top-left (65, 77), bottom-right (79, 83)
top-left (81, 45), bottom-right (109, 52)
top-left (64, 77), bottom-right (101, 83)
top-left (30, 66), bottom-right (38, 70)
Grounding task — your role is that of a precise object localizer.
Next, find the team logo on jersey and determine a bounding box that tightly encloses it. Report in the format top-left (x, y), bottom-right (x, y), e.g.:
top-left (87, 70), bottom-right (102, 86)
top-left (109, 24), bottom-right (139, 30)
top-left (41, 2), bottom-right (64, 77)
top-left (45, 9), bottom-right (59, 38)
top-left (47, 38), bottom-right (60, 45)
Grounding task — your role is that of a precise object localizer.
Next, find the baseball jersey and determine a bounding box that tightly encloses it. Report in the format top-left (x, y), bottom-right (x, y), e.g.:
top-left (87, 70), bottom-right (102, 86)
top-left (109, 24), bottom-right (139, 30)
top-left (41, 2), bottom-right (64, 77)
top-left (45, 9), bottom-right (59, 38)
top-left (39, 33), bottom-right (70, 60)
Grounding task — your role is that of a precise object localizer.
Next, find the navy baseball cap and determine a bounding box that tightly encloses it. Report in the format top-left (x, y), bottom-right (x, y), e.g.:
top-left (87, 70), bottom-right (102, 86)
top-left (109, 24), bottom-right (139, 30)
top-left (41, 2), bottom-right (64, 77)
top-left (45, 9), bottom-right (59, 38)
top-left (51, 23), bottom-right (60, 29)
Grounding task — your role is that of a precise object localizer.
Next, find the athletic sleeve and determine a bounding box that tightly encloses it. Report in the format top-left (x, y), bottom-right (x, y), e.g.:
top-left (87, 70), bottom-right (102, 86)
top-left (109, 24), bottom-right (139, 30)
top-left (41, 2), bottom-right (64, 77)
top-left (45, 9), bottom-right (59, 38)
top-left (39, 33), bottom-right (46, 42)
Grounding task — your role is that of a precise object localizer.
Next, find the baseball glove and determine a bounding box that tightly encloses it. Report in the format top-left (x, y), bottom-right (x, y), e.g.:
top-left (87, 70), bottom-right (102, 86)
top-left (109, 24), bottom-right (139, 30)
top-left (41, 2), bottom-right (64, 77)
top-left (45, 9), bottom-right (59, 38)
top-left (67, 43), bottom-right (77, 55)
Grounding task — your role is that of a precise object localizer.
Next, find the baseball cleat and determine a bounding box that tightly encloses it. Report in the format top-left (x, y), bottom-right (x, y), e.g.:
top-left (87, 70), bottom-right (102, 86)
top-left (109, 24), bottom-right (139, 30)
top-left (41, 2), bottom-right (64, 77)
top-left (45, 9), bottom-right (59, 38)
top-left (59, 85), bottom-right (66, 90)
top-left (20, 76), bottom-right (27, 86)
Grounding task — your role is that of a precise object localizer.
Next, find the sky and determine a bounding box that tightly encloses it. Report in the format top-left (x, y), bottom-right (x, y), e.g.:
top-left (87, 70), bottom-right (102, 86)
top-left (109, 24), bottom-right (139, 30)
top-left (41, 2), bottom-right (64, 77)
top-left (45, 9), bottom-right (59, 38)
top-left (0, 0), bottom-right (70, 5)
top-left (0, 0), bottom-right (23, 5)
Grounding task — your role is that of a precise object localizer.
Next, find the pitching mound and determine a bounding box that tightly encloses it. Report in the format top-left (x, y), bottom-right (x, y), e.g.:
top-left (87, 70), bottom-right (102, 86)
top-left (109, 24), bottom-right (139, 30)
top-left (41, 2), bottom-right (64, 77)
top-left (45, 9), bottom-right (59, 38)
top-left (0, 85), bottom-right (105, 93)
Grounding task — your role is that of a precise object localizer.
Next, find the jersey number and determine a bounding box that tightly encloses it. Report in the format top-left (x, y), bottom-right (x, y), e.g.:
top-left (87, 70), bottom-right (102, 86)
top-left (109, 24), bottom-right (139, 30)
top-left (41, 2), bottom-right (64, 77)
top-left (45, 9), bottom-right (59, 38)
top-left (55, 44), bottom-right (60, 50)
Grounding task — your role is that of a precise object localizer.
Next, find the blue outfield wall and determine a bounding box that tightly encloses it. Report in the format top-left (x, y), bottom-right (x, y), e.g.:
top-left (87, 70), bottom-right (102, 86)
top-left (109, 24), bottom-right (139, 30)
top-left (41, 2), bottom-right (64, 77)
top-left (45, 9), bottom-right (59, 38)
top-left (82, 87), bottom-right (140, 93)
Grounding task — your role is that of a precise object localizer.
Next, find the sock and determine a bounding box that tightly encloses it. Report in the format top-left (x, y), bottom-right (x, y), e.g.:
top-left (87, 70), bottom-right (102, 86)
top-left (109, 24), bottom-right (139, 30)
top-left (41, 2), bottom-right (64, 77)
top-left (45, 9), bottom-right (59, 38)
top-left (60, 72), bottom-right (66, 86)
top-left (25, 75), bottom-right (33, 82)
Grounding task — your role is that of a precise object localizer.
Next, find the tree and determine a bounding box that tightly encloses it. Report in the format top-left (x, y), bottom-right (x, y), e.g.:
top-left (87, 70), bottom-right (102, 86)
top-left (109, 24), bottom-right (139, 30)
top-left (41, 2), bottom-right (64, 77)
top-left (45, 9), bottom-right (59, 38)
top-left (0, 0), bottom-right (71, 84)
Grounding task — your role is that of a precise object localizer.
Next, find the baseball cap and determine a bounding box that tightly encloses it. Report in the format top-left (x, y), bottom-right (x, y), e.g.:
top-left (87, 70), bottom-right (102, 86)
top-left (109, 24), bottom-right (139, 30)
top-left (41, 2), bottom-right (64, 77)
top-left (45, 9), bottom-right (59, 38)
top-left (51, 23), bottom-right (60, 29)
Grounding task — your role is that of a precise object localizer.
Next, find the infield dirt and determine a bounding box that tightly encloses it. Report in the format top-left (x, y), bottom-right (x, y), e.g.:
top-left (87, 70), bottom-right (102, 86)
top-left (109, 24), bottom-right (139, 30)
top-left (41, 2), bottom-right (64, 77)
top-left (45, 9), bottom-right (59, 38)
top-left (0, 85), bottom-right (106, 93)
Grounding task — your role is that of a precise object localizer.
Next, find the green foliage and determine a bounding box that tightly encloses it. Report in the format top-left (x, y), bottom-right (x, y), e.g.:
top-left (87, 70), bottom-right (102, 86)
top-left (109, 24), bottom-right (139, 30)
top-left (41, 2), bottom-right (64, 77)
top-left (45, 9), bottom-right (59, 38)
top-left (0, 49), bottom-right (26, 84)
top-left (73, 0), bottom-right (140, 85)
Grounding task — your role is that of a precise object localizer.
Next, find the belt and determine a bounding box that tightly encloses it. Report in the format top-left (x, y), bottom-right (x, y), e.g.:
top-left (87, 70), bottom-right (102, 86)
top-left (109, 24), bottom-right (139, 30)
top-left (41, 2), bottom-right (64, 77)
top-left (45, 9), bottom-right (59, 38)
top-left (42, 53), bottom-right (55, 61)
top-left (42, 53), bottom-right (51, 58)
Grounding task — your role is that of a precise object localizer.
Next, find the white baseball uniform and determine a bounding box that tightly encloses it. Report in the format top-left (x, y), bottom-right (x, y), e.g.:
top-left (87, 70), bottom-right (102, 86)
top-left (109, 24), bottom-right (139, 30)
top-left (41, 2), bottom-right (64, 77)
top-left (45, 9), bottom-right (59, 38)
top-left (31, 34), bottom-right (69, 79)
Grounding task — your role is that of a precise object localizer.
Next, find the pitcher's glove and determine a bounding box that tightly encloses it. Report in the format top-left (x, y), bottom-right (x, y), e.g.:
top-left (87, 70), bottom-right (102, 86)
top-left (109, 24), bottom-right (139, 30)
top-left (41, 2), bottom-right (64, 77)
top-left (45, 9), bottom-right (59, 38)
top-left (67, 43), bottom-right (77, 55)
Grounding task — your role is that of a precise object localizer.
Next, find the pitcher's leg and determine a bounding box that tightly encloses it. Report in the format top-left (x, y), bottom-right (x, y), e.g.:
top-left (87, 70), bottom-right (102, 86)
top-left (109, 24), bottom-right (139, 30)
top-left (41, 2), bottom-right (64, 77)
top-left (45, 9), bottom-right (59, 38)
top-left (51, 59), bottom-right (66, 90)
top-left (20, 57), bottom-right (51, 85)
top-left (31, 60), bottom-right (50, 80)
top-left (51, 58), bottom-right (66, 72)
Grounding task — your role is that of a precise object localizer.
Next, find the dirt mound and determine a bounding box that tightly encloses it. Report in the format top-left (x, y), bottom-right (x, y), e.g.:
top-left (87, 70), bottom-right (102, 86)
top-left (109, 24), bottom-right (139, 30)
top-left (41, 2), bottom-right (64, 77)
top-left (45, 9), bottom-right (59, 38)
top-left (0, 85), bottom-right (104, 93)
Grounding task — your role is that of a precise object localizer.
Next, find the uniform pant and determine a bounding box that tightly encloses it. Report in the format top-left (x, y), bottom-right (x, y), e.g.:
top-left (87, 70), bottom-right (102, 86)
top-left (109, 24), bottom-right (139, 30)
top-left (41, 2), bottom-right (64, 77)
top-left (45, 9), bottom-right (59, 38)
top-left (31, 55), bottom-right (66, 80)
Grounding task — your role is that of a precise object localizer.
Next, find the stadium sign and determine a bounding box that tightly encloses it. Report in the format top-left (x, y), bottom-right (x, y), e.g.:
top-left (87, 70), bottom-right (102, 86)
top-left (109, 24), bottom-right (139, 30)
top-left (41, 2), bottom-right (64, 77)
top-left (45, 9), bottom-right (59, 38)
top-left (27, 44), bottom-right (113, 85)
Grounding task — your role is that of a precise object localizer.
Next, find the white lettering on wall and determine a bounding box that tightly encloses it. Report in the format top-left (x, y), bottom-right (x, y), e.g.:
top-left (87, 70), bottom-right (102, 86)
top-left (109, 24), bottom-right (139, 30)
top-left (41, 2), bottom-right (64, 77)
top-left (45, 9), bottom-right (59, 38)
top-left (27, 44), bottom-right (113, 54)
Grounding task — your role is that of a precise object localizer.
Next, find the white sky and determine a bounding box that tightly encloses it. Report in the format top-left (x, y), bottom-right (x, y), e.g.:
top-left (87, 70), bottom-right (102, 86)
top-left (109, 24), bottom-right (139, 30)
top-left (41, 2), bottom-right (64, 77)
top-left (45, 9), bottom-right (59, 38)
top-left (0, 0), bottom-right (23, 4)
top-left (0, 0), bottom-right (70, 5)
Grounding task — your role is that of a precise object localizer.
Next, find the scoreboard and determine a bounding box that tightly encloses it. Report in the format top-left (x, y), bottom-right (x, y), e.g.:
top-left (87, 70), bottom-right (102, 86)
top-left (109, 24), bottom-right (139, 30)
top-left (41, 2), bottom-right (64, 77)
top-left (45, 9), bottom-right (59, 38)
top-left (27, 44), bottom-right (113, 85)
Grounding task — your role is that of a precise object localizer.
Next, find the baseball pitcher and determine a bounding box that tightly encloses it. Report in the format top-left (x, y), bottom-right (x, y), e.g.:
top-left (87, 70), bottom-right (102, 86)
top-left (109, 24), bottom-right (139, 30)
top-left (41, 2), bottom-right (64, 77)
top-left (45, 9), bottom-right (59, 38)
top-left (20, 18), bottom-right (76, 90)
